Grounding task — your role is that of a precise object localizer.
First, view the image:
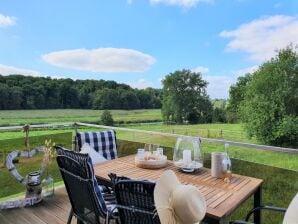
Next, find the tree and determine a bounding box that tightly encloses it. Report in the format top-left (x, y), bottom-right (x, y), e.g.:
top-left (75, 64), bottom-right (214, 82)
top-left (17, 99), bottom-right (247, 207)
top-left (101, 110), bottom-right (114, 126)
top-left (0, 83), bottom-right (10, 109)
top-left (212, 99), bottom-right (227, 123)
top-left (162, 69), bottom-right (212, 124)
top-left (92, 88), bottom-right (120, 109)
top-left (0, 74), bottom-right (162, 110)
top-left (212, 108), bottom-right (226, 123)
top-left (120, 90), bottom-right (140, 109)
top-left (240, 47), bottom-right (298, 147)
top-left (227, 74), bottom-right (252, 123)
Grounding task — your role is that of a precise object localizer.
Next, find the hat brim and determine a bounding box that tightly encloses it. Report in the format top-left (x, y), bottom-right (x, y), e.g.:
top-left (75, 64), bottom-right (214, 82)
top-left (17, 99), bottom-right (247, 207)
top-left (154, 170), bottom-right (182, 224)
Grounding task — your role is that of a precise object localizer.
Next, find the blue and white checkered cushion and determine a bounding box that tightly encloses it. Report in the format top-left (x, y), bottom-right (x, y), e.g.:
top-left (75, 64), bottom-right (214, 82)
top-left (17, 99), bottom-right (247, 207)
top-left (76, 130), bottom-right (117, 160)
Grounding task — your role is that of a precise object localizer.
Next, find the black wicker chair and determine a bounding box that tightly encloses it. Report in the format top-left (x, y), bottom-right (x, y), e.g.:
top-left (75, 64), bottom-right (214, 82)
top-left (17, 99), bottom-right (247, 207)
top-left (112, 176), bottom-right (160, 224)
top-left (56, 146), bottom-right (118, 224)
top-left (230, 206), bottom-right (287, 224)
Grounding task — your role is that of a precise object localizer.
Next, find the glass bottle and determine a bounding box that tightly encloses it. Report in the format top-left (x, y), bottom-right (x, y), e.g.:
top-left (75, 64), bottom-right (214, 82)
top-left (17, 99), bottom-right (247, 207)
top-left (223, 143), bottom-right (232, 183)
top-left (42, 175), bottom-right (54, 197)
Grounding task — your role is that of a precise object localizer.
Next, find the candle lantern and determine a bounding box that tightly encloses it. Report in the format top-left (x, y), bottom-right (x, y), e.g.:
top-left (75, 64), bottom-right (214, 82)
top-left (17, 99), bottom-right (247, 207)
top-left (173, 136), bottom-right (203, 172)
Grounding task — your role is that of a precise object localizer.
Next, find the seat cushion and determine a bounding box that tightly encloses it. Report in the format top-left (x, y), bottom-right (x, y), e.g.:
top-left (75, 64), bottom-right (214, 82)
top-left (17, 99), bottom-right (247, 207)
top-left (81, 143), bottom-right (107, 165)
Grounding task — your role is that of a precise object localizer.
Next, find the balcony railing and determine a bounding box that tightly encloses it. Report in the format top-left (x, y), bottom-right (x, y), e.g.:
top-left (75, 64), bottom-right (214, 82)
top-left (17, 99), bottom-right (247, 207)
top-left (0, 122), bottom-right (297, 223)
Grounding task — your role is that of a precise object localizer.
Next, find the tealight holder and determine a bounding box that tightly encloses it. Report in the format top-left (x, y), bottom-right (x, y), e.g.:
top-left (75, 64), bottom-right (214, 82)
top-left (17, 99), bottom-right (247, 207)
top-left (173, 137), bottom-right (203, 172)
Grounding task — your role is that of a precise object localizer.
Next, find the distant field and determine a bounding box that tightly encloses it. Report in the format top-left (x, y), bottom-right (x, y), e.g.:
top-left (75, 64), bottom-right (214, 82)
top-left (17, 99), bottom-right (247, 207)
top-left (0, 109), bottom-right (162, 126)
top-left (127, 123), bottom-right (258, 143)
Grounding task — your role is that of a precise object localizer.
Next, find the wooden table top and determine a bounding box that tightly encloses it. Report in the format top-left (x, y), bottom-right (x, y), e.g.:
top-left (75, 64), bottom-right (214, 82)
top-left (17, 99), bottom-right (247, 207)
top-left (94, 155), bottom-right (263, 220)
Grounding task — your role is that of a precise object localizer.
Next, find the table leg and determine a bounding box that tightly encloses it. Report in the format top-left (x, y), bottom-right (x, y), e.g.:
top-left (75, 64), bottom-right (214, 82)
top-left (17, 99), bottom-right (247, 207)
top-left (254, 186), bottom-right (262, 224)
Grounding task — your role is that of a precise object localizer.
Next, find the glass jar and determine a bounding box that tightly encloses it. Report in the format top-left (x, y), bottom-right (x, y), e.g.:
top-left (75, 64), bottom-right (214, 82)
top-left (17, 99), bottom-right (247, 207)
top-left (26, 171), bottom-right (42, 199)
top-left (42, 175), bottom-right (54, 197)
top-left (173, 136), bottom-right (203, 172)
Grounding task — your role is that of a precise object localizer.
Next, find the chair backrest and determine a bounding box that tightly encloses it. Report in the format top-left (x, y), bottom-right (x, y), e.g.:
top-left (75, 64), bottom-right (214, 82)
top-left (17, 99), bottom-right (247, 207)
top-left (56, 146), bottom-right (107, 223)
top-left (115, 180), bottom-right (160, 224)
top-left (75, 130), bottom-right (117, 160)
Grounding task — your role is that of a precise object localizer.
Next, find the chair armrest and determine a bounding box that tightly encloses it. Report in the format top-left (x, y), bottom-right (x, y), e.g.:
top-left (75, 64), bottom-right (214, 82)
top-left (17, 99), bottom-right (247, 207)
top-left (245, 205), bottom-right (287, 221)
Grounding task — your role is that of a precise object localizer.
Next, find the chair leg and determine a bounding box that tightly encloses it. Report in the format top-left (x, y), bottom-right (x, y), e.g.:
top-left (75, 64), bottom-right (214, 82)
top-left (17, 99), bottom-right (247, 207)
top-left (67, 209), bottom-right (73, 224)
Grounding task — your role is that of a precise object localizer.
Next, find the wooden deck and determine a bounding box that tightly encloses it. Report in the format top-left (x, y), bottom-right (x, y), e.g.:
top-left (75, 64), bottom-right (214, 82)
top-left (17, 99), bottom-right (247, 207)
top-left (0, 187), bottom-right (119, 224)
top-left (0, 187), bottom-right (76, 224)
top-left (0, 155), bottom-right (263, 224)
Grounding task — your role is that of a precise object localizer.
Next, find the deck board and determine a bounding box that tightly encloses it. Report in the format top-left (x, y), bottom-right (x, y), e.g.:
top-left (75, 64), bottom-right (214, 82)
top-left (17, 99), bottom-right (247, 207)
top-left (0, 187), bottom-right (118, 224)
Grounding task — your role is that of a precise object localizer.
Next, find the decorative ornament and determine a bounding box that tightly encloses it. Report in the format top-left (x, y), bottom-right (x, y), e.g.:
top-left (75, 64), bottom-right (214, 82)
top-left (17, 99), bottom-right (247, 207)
top-left (0, 125), bottom-right (56, 210)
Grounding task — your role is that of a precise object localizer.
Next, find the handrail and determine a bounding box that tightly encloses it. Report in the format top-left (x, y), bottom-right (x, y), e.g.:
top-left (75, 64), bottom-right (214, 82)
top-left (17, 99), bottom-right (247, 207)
top-left (75, 122), bottom-right (298, 154)
top-left (0, 122), bottom-right (75, 131)
top-left (0, 122), bottom-right (297, 154)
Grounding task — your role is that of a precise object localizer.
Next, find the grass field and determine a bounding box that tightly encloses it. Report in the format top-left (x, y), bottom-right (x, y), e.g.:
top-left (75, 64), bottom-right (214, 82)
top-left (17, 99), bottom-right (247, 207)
top-left (127, 123), bottom-right (258, 143)
top-left (0, 109), bottom-right (162, 126)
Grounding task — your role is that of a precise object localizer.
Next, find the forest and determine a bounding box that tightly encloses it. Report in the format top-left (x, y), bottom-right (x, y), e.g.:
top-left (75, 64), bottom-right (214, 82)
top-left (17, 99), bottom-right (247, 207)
top-left (0, 75), bottom-right (162, 110)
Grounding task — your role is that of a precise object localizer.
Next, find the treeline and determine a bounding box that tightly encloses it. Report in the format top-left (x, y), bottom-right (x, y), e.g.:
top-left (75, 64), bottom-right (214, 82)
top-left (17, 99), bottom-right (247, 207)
top-left (0, 75), bottom-right (162, 110)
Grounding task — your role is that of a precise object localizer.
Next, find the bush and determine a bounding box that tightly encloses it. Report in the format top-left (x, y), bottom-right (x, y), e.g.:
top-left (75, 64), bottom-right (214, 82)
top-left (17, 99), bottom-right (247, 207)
top-left (240, 47), bottom-right (298, 147)
top-left (101, 110), bottom-right (114, 126)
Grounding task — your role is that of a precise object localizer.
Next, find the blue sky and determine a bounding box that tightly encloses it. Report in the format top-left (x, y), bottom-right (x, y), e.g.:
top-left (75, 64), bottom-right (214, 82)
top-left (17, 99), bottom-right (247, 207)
top-left (0, 0), bottom-right (297, 99)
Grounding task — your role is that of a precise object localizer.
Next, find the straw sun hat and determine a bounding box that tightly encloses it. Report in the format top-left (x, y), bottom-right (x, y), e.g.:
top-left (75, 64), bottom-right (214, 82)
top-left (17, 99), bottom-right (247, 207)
top-left (154, 170), bottom-right (207, 224)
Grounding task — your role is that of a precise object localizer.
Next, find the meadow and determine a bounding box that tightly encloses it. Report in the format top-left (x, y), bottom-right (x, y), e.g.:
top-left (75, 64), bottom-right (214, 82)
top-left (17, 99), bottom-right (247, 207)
top-left (0, 109), bottom-right (162, 126)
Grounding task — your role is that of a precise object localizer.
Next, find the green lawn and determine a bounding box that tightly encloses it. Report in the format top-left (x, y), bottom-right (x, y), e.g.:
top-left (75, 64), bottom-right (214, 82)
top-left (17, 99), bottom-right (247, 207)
top-left (126, 123), bottom-right (258, 143)
top-left (0, 109), bottom-right (162, 126)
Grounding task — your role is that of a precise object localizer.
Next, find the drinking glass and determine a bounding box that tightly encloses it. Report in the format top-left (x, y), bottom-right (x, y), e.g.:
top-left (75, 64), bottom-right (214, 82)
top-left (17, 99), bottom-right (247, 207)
top-left (144, 143), bottom-right (152, 160)
top-left (144, 143), bottom-right (152, 152)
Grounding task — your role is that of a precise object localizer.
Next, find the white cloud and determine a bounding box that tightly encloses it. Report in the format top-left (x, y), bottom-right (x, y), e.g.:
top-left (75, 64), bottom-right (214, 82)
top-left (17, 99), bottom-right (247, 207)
top-left (203, 75), bottom-right (234, 99)
top-left (0, 64), bottom-right (42, 76)
top-left (220, 15), bottom-right (298, 62)
top-left (192, 66), bottom-right (209, 74)
top-left (202, 65), bottom-right (259, 99)
top-left (150, 0), bottom-right (212, 8)
top-left (233, 65), bottom-right (258, 77)
top-left (0, 64), bottom-right (67, 79)
top-left (0, 14), bottom-right (16, 27)
top-left (127, 0), bottom-right (133, 4)
top-left (129, 79), bottom-right (154, 89)
top-left (42, 48), bottom-right (156, 73)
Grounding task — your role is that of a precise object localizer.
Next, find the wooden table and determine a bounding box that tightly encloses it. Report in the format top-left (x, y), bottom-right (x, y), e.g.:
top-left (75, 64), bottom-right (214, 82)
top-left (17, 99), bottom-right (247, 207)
top-left (94, 155), bottom-right (263, 224)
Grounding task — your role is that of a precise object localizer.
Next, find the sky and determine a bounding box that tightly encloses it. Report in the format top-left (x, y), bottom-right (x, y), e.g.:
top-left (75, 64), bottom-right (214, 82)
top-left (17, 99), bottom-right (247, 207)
top-left (0, 0), bottom-right (298, 99)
